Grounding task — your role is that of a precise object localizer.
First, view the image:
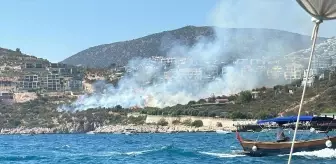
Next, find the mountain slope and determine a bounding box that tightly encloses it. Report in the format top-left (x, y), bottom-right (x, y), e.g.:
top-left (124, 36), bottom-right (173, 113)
top-left (0, 47), bottom-right (50, 66)
top-left (288, 37), bottom-right (336, 58)
top-left (61, 26), bottom-right (328, 68)
top-left (0, 47), bottom-right (51, 77)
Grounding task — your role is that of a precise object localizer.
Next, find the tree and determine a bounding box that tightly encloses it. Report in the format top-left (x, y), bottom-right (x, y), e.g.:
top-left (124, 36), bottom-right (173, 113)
top-left (238, 91), bottom-right (252, 103)
top-left (198, 99), bottom-right (206, 104)
top-left (115, 105), bottom-right (122, 110)
top-left (172, 119), bottom-right (180, 125)
top-left (255, 110), bottom-right (271, 119)
top-left (209, 112), bottom-right (216, 117)
top-left (191, 120), bottom-right (203, 127)
top-left (182, 118), bottom-right (192, 126)
top-left (291, 79), bottom-right (302, 87)
top-left (229, 111), bottom-right (250, 119)
top-left (187, 100), bottom-right (196, 105)
top-left (108, 63), bottom-right (117, 69)
top-left (228, 95), bottom-right (237, 101)
top-left (15, 48), bottom-right (21, 54)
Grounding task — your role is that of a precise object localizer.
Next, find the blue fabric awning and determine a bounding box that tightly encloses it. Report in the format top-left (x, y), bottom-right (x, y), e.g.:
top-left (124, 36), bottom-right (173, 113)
top-left (257, 116), bottom-right (314, 124)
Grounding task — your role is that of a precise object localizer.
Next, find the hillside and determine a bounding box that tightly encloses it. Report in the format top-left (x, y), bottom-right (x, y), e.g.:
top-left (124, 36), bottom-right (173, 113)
top-left (0, 47), bottom-right (50, 64)
top-left (2, 69), bottom-right (335, 132)
top-left (61, 26), bottom-right (328, 68)
top-left (0, 47), bottom-right (50, 77)
top-left (288, 37), bottom-right (336, 58)
top-left (139, 70), bottom-right (336, 119)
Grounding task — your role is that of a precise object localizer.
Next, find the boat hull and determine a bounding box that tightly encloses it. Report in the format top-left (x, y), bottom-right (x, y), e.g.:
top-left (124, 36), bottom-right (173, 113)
top-left (216, 130), bottom-right (232, 134)
top-left (237, 133), bottom-right (336, 156)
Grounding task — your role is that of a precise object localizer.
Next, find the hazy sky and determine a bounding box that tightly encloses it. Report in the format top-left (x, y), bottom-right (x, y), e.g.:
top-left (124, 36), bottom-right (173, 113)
top-left (1, 0), bottom-right (336, 62)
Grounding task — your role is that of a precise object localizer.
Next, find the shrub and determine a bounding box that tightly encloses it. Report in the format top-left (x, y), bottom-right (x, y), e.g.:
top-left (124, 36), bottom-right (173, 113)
top-left (182, 118), bottom-right (192, 126)
top-left (209, 112), bottom-right (216, 117)
top-left (187, 101), bottom-right (196, 105)
top-left (192, 120), bottom-right (203, 127)
top-left (216, 122), bottom-right (223, 127)
top-left (228, 95), bottom-right (237, 101)
top-left (115, 105), bottom-right (122, 110)
top-left (127, 115), bottom-right (146, 125)
top-left (157, 118), bottom-right (168, 126)
top-left (198, 99), bottom-right (207, 104)
top-left (172, 119), bottom-right (180, 125)
top-left (229, 111), bottom-right (251, 119)
top-left (238, 91), bottom-right (252, 103)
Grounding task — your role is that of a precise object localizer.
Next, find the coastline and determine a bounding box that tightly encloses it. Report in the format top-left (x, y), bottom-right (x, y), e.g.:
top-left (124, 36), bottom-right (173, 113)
top-left (0, 125), bottom-right (235, 135)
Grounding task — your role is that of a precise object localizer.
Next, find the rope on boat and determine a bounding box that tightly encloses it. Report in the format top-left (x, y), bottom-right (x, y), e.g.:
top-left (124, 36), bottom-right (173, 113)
top-left (287, 17), bottom-right (322, 164)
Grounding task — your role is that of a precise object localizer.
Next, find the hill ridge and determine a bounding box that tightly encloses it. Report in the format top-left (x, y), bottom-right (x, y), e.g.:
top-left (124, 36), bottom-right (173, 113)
top-left (61, 26), bottom-right (328, 68)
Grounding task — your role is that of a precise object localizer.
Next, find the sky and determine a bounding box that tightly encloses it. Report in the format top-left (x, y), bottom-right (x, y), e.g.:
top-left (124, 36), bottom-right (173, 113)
top-left (1, 0), bottom-right (336, 63)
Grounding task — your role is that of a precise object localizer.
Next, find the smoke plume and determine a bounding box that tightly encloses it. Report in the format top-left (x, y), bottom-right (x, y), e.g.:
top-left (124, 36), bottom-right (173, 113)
top-left (59, 0), bottom-right (310, 111)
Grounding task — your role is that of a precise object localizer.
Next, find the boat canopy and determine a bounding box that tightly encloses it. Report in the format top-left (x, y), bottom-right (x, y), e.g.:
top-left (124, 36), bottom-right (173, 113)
top-left (257, 116), bottom-right (334, 124)
top-left (296, 0), bottom-right (336, 21)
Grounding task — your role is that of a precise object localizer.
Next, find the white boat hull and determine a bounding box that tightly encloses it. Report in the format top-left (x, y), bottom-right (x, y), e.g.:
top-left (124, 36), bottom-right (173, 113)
top-left (216, 130), bottom-right (232, 134)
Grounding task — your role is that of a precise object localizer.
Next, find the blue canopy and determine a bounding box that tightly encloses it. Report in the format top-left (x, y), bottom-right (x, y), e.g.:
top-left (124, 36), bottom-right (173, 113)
top-left (256, 116), bottom-right (328, 124)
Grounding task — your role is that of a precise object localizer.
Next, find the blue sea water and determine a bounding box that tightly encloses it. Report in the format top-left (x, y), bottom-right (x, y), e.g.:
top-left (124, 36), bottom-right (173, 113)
top-left (0, 132), bottom-right (335, 164)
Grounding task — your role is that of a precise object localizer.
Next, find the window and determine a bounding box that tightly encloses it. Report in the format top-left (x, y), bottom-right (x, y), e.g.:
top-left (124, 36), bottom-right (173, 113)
top-left (35, 63), bottom-right (42, 68)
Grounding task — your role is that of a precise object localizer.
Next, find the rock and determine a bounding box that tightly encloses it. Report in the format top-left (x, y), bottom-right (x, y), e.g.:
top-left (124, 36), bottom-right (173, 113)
top-left (0, 124), bottom-right (220, 135)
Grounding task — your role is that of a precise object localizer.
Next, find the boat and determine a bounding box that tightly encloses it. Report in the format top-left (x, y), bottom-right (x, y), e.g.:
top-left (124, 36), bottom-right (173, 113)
top-left (124, 132), bottom-right (132, 135)
top-left (123, 128), bottom-right (138, 135)
top-left (236, 116), bottom-right (336, 156)
top-left (86, 131), bottom-right (95, 135)
top-left (216, 130), bottom-right (232, 134)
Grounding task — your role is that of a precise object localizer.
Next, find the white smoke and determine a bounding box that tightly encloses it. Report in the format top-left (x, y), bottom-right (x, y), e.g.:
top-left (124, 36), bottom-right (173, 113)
top-left (59, 0), bottom-right (307, 111)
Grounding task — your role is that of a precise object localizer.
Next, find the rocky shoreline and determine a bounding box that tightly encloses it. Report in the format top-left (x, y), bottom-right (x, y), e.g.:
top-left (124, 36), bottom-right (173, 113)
top-left (0, 125), bottom-right (235, 135)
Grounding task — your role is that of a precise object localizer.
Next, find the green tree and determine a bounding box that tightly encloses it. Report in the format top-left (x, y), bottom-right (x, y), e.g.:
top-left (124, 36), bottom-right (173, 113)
top-left (229, 111), bottom-right (249, 119)
top-left (115, 105), bottom-right (122, 110)
top-left (182, 118), bottom-right (192, 126)
top-left (188, 100), bottom-right (196, 105)
top-left (198, 99), bottom-right (207, 104)
top-left (216, 122), bottom-right (223, 127)
top-left (255, 110), bottom-right (271, 119)
top-left (15, 48), bottom-right (21, 54)
top-left (228, 95), bottom-right (237, 101)
top-left (291, 79), bottom-right (302, 87)
top-left (238, 91), bottom-right (252, 103)
top-left (191, 120), bottom-right (203, 127)
top-left (108, 63), bottom-right (117, 69)
top-left (172, 119), bottom-right (180, 125)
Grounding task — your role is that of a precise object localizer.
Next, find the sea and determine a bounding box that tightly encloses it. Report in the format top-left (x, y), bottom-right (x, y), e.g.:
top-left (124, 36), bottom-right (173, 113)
top-left (0, 132), bottom-right (335, 164)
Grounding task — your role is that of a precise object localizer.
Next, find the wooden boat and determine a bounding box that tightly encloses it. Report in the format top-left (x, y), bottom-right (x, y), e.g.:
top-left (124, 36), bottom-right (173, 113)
top-left (236, 116), bottom-right (336, 156)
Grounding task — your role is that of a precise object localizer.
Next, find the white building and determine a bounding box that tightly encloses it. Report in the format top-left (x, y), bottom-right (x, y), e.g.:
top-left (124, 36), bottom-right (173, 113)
top-left (267, 66), bottom-right (284, 79)
top-left (164, 68), bottom-right (203, 80)
top-left (284, 63), bottom-right (304, 82)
